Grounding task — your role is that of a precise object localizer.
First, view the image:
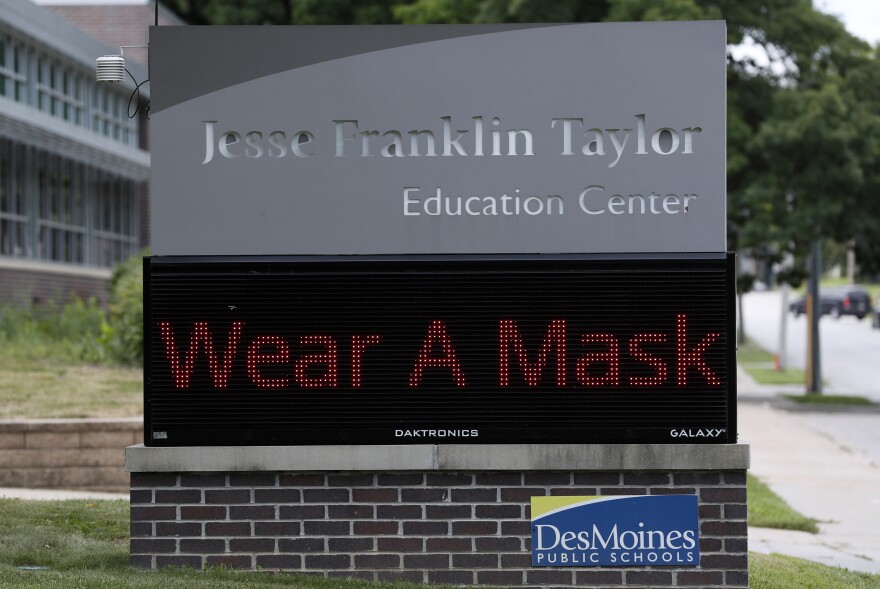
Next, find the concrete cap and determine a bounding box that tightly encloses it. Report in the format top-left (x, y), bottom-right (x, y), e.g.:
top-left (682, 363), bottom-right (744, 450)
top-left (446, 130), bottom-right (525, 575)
top-left (126, 443), bottom-right (749, 473)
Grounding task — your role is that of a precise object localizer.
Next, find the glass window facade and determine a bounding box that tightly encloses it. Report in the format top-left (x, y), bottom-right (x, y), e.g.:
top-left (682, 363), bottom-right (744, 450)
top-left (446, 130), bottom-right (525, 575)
top-left (0, 138), bottom-right (141, 269)
top-left (1, 31), bottom-right (137, 148)
top-left (0, 29), bottom-right (144, 270)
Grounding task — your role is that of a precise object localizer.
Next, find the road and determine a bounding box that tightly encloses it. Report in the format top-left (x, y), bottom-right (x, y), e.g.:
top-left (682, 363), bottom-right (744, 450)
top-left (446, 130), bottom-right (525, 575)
top-left (740, 290), bottom-right (880, 400)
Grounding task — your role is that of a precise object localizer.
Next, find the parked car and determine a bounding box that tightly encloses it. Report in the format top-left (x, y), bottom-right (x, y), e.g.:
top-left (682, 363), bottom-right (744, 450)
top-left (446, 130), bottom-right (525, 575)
top-left (789, 286), bottom-right (872, 320)
top-left (873, 300), bottom-right (880, 328)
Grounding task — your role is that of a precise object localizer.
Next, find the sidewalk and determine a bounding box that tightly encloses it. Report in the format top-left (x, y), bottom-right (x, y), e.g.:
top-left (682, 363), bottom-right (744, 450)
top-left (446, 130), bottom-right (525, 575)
top-left (739, 366), bottom-right (880, 573)
top-left (0, 487), bottom-right (128, 501)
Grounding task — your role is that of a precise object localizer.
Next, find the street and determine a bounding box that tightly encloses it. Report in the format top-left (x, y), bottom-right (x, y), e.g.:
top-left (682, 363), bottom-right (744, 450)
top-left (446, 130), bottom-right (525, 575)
top-left (740, 290), bottom-right (880, 400)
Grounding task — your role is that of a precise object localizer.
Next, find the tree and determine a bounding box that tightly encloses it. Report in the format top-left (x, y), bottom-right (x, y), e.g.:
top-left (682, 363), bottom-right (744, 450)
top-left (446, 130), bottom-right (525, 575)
top-left (164, 0), bottom-right (400, 25)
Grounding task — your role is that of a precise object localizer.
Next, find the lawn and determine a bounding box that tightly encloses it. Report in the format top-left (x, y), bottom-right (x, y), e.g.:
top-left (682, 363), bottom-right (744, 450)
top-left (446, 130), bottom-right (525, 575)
top-left (738, 338), bottom-right (875, 403)
top-left (748, 474), bottom-right (818, 533)
top-left (0, 301), bottom-right (143, 419)
top-left (751, 553), bottom-right (880, 589)
top-left (738, 338), bottom-right (807, 386)
top-left (0, 357), bottom-right (142, 419)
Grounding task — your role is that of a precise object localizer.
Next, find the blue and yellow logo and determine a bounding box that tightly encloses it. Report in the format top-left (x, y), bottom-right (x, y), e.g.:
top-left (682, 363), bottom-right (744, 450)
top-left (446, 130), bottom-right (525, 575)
top-left (531, 495), bottom-right (700, 567)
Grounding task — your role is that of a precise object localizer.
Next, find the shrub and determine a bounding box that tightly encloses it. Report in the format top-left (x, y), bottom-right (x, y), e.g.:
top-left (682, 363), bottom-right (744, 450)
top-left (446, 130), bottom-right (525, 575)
top-left (0, 297), bottom-right (106, 364)
top-left (99, 250), bottom-right (146, 365)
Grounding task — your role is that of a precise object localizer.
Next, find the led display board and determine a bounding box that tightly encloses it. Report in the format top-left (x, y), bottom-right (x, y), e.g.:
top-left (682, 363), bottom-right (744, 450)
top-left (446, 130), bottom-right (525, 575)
top-left (145, 254), bottom-right (735, 446)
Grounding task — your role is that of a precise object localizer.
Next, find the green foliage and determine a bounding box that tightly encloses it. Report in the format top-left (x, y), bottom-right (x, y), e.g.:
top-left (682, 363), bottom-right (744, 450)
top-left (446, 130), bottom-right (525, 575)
top-left (737, 337), bottom-right (774, 363)
top-left (0, 251), bottom-right (146, 367)
top-left (748, 473), bottom-right (819, 533)
top-left (394, 0), bottom-right (480, 24)
top-left (0, 298), bottom-right (106, 365)
top-left (776, 266), bottom-right (807, 288)
top-left (736, 273), bottom-right (756, 295)
top-left (99, 251), bottom-right (146, 366)
top-left (166, 0), bottom-right (401, 24)
top-left (474, 0), bottom-right (608, 23)
top-left (744, 79), bottom-right (871, 255)
top-left (606, 0), bottom-right (714, 22)
top-left (165, 0), bottom-right (610, 24)
top-left (747, 367), bottom-right (805, 386)
top-left (738, 338), bottom-right (805, 385)
top-left (783, 394), bottom-right (875, 406)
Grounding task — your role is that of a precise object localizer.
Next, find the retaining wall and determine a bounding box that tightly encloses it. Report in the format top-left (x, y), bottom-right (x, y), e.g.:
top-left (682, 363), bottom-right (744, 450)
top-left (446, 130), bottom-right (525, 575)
top-left (0, 418), bottom-right (142, 492)
top-left (127, 443), bottom-right (749, 588)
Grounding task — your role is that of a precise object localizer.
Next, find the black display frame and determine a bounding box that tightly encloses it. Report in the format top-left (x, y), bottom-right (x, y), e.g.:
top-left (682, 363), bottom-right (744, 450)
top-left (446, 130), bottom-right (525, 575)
top-left (144, 253), bottom-right (737, 447)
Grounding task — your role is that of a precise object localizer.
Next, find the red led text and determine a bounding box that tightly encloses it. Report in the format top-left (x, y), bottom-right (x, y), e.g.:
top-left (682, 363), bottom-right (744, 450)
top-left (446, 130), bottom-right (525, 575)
top-left (159, 314), bottom-right (721, 390)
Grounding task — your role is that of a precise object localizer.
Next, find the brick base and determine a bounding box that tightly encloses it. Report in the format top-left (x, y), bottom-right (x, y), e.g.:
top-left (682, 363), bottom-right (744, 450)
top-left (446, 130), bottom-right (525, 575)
top-left (130, 469), bottom-right (747, 588)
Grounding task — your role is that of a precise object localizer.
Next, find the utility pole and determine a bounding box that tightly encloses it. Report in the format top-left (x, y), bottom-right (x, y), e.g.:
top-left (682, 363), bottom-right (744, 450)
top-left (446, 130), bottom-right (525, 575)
top-left (847, 241), bottom-right (856, 284)
top-left (806, 240), bottom-right (822, 394)
top-left (778, 282), bottom-right (789, 371)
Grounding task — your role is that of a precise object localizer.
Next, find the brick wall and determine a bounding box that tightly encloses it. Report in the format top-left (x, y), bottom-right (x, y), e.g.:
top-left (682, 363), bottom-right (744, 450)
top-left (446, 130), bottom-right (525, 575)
top-left (130, 469), bottom-right (747, 587)
top-left (0, 419), bottom-right (143, 492)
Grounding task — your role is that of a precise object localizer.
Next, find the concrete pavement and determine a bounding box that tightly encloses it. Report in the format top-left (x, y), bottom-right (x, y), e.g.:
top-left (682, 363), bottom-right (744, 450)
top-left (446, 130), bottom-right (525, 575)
top-left (740, 366), bottom-right (880, 573)
top-left (0, 487), bottom-right (128, 501)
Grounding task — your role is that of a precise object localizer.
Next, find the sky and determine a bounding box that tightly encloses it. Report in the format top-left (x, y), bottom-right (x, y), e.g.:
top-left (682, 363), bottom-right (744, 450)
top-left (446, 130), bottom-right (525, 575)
top-left (816, 0), bottom-right (880, 45)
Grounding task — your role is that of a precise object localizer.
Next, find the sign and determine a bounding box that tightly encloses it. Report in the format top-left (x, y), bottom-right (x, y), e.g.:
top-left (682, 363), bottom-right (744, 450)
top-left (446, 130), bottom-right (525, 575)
top-left (144, 254), bottom-right (735, 446)
top-left (150, 22), bottom-right (726, 255)
top-left (531, 495), bottom-right (700, 567)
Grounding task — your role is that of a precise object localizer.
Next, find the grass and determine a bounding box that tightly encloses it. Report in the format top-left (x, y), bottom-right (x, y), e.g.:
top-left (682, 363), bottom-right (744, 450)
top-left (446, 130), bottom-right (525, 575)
top-left (0, 499), bottom-right (426, 589)
top-left (0, 300), bottom-right (143, 418)
top-left (783, 394), bottom-right (876, 406)
top-left (0, 499), bottom-right (876, 589)
top-left (0, 360), bottom-right (142, 419)
top-left (746, 367), bottom-right (806, 386)
top-left (738, 337), bottom-right (776, 363)
top-left (748, 474), bottom-right (819, 533)
top-left (738, 338), bottom-right (806, 385)
top-left (751, 553), bottom-right (880, 588)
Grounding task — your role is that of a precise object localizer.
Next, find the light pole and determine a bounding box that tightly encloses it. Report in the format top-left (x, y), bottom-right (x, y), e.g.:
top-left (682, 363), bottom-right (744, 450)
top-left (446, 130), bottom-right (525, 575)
top-left (806, 240), bottom-right (822, 394)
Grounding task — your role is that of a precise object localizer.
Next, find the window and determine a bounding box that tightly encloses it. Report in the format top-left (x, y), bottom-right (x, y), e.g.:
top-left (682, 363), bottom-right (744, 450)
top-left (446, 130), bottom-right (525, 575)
top-left (92, 172), bottom-right (137, 268)
top-left (0, 139), bottom-right (29, 258)
top-left (36, 54), bottom-right (85, 126)
top-left (0, 30), bottom-right (144, 270)
top-left (0, 35), bottom-right (26, 103)
top-left (35, 152), bottom-right (87, 265)
top-left (92, 86), bottom-right (137, 146)
top-left (4, 33), bottom-right (137, 146)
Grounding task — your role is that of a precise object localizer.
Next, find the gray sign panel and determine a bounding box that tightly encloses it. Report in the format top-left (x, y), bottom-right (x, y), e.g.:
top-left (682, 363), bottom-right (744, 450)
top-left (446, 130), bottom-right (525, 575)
top-left (151, 22), bottom-right (726, 255)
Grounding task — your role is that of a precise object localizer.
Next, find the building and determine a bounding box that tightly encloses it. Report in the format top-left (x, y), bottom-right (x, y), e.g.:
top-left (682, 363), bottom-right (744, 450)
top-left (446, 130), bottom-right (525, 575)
top-left (0, 0), bottom-right (156, 306)
top-left (36, 0), bottom-right (181, 68)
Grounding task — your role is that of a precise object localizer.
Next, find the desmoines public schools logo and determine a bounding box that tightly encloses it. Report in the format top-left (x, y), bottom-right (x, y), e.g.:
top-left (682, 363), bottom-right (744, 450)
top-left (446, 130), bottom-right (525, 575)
top-left (531, 495), bottom-right (700, 567)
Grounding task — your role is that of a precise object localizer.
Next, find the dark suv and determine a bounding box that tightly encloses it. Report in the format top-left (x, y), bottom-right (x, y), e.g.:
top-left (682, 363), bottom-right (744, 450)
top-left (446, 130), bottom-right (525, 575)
top-left (789, 286), bottom-right (872, 320)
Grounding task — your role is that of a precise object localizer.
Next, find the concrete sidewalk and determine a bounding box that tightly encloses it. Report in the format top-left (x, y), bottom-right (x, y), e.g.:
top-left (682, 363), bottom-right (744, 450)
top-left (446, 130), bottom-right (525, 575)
top-left (739, 367), bottom-right (880, 574)
top-left (0, 487), bottom-right (128, 501)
